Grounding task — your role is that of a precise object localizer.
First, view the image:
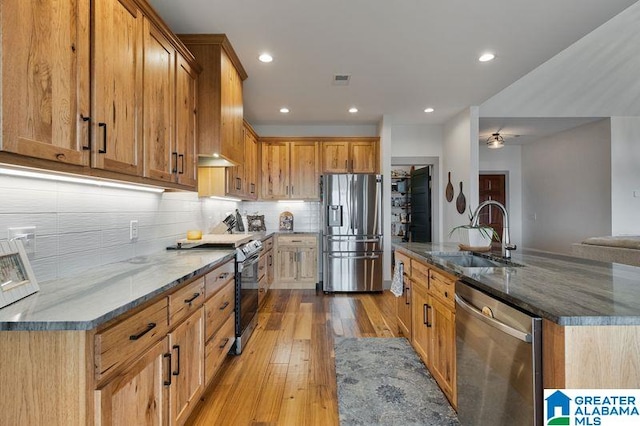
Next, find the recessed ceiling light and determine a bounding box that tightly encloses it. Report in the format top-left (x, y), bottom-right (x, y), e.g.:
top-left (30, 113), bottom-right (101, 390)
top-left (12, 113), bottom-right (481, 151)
top-left (424, 108), bottom-right (435, 113)
top-left (349, 107), bottom-right (358, 113)
top-left (280, 107), bottom-right (290, 114)
top-left (479, 53), bottom-right (495, 62)
top-left (258, 53), bottom-right (273, 63)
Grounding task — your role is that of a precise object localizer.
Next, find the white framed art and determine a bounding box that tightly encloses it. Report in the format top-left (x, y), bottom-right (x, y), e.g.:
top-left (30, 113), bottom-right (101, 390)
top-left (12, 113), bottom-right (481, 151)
top-left (0, 239), bottom-right (39, 308)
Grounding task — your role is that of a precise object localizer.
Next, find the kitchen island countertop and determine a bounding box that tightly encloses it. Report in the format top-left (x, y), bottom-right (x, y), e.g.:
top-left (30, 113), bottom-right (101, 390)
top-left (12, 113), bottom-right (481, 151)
top-left (394, 242), bottom-right (640, 326)
top-left (0, 249), bottom-right (235, 331)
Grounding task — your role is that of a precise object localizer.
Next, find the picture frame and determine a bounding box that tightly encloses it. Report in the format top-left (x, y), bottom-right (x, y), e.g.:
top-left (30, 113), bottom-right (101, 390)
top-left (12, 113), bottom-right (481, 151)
top-left (247, 215), bottom-right (266, 232)
top-left (0, 239), bottom-right (39, 309)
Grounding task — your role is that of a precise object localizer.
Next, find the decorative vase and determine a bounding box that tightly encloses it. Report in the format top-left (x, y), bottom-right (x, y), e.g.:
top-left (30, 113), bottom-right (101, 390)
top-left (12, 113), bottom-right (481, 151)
top-left (464, 228), bottom-right (493, 248)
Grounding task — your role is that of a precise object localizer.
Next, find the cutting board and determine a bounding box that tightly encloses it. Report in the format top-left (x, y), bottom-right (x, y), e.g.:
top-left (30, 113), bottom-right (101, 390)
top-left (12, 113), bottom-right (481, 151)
top-left (176, 233), bottom-right (255, 247)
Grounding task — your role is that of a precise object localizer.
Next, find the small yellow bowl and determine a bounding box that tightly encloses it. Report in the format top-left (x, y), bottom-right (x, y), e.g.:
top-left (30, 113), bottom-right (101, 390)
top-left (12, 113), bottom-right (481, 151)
top-left (186, 230), bottom-right (202, 240)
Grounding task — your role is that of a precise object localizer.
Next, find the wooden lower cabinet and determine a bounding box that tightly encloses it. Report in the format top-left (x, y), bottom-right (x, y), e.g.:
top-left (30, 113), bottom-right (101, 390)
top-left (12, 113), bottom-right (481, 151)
top-left (274, 234), bottom-right (318, 289)
top-left (96, 337), bottom-right (169, 426)
top-left (428, 296), bottom-right (456, 406)
top-left (168, 307), bottom-right (205, 426)
top-left (397, 274), bottom-right (412, 338)
top-left (411, 278), bottom-right (431, 366)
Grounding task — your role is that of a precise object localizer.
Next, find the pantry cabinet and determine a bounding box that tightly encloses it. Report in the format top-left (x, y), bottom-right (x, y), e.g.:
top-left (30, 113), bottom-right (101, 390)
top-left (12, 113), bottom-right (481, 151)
top-left (260, 140), bottom-right (320, 200)
top-left (321, 139), bottom-right (379, 174)
top-left (0, 0), bottom-right (199, 190)
top-left (179, 34), bottom-right (247, 165)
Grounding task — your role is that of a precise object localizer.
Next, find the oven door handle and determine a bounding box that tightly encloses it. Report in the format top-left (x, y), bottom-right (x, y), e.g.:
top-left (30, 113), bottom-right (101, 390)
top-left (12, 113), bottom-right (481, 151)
top-left (455, 294), bottom-right (532, 343)
top-left (327, 253), bottom-right (380, 260)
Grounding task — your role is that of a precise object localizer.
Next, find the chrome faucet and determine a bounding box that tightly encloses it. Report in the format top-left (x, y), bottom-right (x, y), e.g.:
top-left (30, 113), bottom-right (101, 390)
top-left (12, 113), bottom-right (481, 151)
top-left (471, 200), bottom-right (517, 259)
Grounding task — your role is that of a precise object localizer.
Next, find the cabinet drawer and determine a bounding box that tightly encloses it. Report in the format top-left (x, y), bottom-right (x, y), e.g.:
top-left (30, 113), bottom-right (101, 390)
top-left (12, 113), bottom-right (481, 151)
top-left (205, 260), bottom-right (235, 298)
top-left (204, 314), bottom-right (235, 384)
top-left (204, 279), bottom-right (235, 341)
top-left (412, 260), bottom-right (429, 282)
top-left (429, 270), bottom-right (455, 308)
top-left (169, 277), bottom-right (205, 326)
top-left (263, 236), bottom-right (274, 251)
top-left (258, 253), bottom-right (267, 279)
top-left (394, 251), bottom-right (411, 277)
top-left (277, 235), bottom-right (317, 247)
top-left (95, 298), bottom-right (169, 381)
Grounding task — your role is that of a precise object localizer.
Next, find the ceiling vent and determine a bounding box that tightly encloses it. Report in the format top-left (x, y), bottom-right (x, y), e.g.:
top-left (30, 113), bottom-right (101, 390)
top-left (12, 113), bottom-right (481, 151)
top-left (332, 74), bottom-right (351, 85)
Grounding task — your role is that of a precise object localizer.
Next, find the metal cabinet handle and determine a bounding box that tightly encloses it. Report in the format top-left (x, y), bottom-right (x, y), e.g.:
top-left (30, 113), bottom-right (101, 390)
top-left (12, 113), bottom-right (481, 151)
top-left (236, 177), bottom-right (242, 190)
top-left (219, 301), bottom-right (230, 311)
top-left (423, 304), bottom-right (432, 327)
top-left (172, 152), bottom-right (178, 173)
top-left (184, 292), bottom-right (200, 305)
top-left (219, 337), bottom-right (230, 349)
top-left (163, 353), bottom-right (172, 386)
top-left (405, 287), bottom-right (410, 305)
top-left (98, 122), bottom-right (107, 154)
top-left (268, 254), bottom-right (273, 267)
top-left (218, 272), bottom-right (229, 280)
top-left (172, 344), bottom-right (180, 376)
top-left (80, 114), bottom-right (91, 150)
top-left (250, 183), bottom-right (256, 194)
top-left (129, 322), bottom-right (156, 340)
top-left (178, 154), bottom-right (185, 174)
top-left (291, 185), bottom-right (294, 195)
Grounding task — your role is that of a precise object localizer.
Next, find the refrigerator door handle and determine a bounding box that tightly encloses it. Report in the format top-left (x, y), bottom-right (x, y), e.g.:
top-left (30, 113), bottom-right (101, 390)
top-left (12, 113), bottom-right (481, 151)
top-left (325, 236), bottom-right (381, 243)
top-left (327, 254), bottom-right (380, 260)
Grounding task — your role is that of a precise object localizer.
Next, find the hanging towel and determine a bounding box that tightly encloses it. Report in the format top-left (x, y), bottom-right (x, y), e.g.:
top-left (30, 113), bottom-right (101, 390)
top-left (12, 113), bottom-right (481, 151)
top-left (391, 260), bottom-right (404, 297)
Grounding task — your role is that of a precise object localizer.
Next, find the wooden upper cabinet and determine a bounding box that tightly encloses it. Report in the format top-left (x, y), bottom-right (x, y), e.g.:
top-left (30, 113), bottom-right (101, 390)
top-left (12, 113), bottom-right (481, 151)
top-left (174, 55), bottom-right (199, 188)
top-left (92, 0), bottom-right (144, 176)
top-left (143, 18), bottom-right (175, 183)
top-left (321, 139), bottom-right (379, 174)
top-left (244, 123), bottom-right (259, 199)
top-left (290, 142), bottom-right (320, 199)
top-left (179, 35), bottom-right (247, 165)
top-left (1, 0), bottom-right (91, 166)
top-left (261, 141), bottom-right (290, 199)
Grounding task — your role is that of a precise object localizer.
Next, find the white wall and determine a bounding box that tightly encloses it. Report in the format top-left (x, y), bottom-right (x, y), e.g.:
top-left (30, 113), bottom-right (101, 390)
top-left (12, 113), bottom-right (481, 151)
top-left (479, 144), bottom-right (523, 247)
top-left (379, 116), bottom-right (393, 283)
top-left (521, 119), bottom-right (611, 253)
top-left (610, 116), bottom-right (640, 235)
top-left (443, 107), bottom-right (479, 243)
top-left (0, 175), bottom-right (239, 282)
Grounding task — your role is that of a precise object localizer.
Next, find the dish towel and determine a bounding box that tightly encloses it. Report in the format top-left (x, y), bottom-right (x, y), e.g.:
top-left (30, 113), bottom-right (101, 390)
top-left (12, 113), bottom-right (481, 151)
top-left (391, 260), bottom-right (404, 297)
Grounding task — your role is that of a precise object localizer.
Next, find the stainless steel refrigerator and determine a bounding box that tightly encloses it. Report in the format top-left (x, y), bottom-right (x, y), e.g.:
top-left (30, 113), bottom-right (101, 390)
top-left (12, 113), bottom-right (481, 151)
top-left (322, 174), bottom-right (383, 292)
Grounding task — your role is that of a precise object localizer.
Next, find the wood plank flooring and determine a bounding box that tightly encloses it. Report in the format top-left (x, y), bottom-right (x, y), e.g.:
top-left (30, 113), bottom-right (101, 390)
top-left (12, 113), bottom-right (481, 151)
top-left (186, 289), bottom-right (399, 425)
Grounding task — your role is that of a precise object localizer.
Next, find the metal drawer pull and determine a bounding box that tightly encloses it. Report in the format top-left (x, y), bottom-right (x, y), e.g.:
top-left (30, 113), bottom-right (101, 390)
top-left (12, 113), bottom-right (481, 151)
top-left (455, 294), bottom-right (532, 343)
top-left (163, 353), bottom-right (172, 386)
top-left (218, 272), bottom-right (229, 280)
top-left (129, 322), bottom-right (156, 340)
top-left (219, 301), bottom-right (230, 311)
top-left (219, 338), bottom-right (230, 349)
top-left (172, 344), bottom-right (180, 376)
top-left (184, 292), bottom-right (200, 305)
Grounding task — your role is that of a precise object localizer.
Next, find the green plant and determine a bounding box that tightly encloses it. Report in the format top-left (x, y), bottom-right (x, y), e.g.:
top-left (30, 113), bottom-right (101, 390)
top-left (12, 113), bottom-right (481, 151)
top-left (448, 207), bottom-right (500, 241)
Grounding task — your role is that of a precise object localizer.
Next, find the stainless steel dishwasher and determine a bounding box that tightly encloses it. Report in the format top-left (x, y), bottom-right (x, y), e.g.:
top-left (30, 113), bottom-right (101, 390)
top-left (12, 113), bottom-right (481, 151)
top-left (455, 281), bottom-right (542, 426)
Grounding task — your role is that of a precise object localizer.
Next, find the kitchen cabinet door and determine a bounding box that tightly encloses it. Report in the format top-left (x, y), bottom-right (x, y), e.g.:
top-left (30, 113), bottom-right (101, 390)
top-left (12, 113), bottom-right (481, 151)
top-left (350, 141), bottom-right (378, 173)
top-left (96, 337), bottom-right (169, 426)
top-left (1, 0), bottom-right (91, 167)
top-left (411, 280), bottom-right (432, 367)
top-left (92, 0), bottom-right (144, 176)
top-left (220, 49), bottom-right (244, 165)
top-left (321, 141), bottom-right (349, 173)
top-left (429, 296), bottom-right (456, 407)
top-left (143, 18), bottom-right (175, 183)
top-left (297, 246), bottom-right (318, 283)
top-left (261, 141), bottom-right (290, 199)
top-left (290, 142), bottom-right (320, 200)
top-left (168, 307), bottom-right (204, 426)
top-left (276, 247), bottom-right (298, 283)
top-left (174, 54), bottom-right (198, 188)
top-left (397, 274), bottom-right (412, 338)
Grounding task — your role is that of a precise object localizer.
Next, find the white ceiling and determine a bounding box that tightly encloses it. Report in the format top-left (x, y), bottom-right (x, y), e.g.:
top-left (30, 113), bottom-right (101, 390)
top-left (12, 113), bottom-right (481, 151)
top-left (149, 0), bottom-right (637, 127)
top-left (479, 117), bottom-right (604, 146)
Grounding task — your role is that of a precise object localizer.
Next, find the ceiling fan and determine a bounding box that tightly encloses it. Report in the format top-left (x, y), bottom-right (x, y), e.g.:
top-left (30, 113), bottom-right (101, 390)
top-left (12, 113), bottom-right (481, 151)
top-left (482, 131), bottom-right (520, 149)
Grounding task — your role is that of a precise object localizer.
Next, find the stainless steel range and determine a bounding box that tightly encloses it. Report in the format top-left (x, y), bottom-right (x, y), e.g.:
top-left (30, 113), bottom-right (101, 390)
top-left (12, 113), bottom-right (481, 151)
top-left (233, 239), bottom-right (262, 354)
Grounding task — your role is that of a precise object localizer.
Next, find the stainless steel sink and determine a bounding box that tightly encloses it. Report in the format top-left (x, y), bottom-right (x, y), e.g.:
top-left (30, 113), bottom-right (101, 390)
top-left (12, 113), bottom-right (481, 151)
top-left (432, 252), bottom-right (524, 268)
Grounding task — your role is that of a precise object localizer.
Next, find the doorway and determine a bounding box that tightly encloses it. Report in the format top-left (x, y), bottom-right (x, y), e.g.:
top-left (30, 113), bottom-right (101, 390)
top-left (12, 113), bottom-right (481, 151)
top-left (478, 174), bottom-right (506, 242)
top-left (410, 166), bottom-right (432, 242)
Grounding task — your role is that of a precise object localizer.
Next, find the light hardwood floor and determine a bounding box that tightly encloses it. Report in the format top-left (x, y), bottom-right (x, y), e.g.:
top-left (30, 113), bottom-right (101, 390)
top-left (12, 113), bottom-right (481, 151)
top-left (186, 289), bottom-right (399, 425)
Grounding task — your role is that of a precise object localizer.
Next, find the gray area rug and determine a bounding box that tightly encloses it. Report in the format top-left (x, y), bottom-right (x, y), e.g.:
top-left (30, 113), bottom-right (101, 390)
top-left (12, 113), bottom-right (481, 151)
top-left (334, 337), bottom-right (459, 426)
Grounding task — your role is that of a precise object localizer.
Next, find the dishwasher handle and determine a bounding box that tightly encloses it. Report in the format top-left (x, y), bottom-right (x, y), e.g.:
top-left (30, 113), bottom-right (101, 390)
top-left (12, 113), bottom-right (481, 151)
top-left (455, 293), bottom-right (532, 343)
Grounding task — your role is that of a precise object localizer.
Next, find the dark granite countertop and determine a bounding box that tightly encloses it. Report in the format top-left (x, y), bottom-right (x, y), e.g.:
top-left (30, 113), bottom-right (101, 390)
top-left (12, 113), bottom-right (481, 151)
top-left (0, 250), bottom-right (235, 331)
top-left (393, 242), bottom-right (640, 326)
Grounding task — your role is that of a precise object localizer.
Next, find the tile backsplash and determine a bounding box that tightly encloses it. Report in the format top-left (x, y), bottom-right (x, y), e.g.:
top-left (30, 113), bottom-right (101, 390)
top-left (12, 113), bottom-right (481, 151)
top-left (0, 175), bottom-right (239, 282)
top-left (0, 175), bottom-right (323, 283)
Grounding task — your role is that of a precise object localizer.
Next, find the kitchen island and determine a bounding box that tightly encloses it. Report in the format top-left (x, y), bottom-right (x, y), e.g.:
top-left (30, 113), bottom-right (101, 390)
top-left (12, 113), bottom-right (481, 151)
top-left (394, 242), bottom-right (640, 391)
top-left (0, 249), bottom-right (236, 425)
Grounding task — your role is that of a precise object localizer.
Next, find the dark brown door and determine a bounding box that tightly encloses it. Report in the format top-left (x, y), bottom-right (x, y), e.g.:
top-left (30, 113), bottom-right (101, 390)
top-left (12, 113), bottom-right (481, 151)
top-left (478, 174), bottom-right (505, 242)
